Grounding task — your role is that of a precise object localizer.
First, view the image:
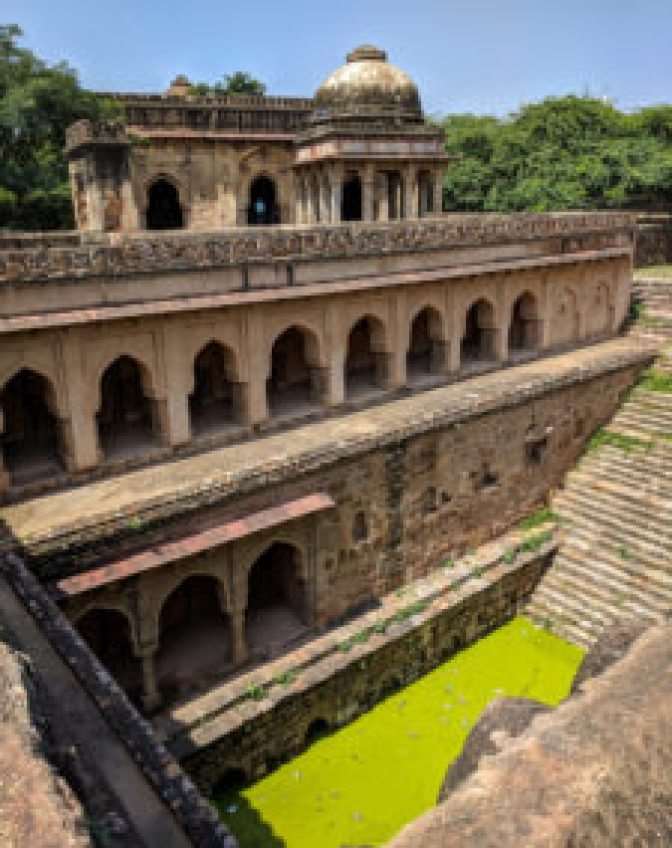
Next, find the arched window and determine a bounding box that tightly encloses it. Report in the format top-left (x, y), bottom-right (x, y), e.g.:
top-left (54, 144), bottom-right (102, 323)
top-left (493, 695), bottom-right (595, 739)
top-left (157, 575), bottom-right (231, 701)
top-left (1, 369), bottom-right (63, 485)
top-left (407, 307), bottom-right (444, 380)
top-left (190, 342), bottom-right (239, 436)
top-left (509, 293), bottom-right (540, 354)
top-left (345, 316), bottom-right (388, 399)
top-left (76, 608), bottom-right (141, 703)
top-left (98, 356), bottom-right (157, 460)
top-left (461, 299), bottom-right (496, 365)
top-left (341, 174), bottom-right (362, 222)
top-left (267, 326), bottom-right (321, 417)
top-left (246, 543), bottom-right (307, 660)
top-left (146, 179), bottom-right (183, 230)
top-left (248, 176), bottom-right (279, 225)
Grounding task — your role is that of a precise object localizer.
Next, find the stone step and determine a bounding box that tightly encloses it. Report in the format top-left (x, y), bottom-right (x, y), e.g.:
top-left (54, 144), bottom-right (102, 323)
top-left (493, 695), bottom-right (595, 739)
top-left (556, 474), bottom-right (672, 531)
top-left (523, 601), bottom-right (594, 648)
top-left (529, 582), bottom-right (618, 635)
top-left (544, 550), bottom-right (672, 617)
top-left (568, 450), bottom-right (672, 492)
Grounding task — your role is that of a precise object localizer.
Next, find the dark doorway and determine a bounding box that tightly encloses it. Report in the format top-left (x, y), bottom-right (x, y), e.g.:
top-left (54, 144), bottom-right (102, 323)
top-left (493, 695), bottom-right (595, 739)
top-left (190, 342), bottom-right (238, 436)
top-left (246, 543), bottom-right (308, 659)
top-left (98, 356), bottom-right (157, 460)
top-left (146, 179), bottom-right (183, 230)
top-left (77, 609), bottom-right (141, 704)
top-left (1, 369), bottom-right (63, 485)
top-left (341, 174), bottom-right (362, 221)
top-left (407, 307), bottom-right (442, 379)
top-left (267, 327), bottom-right (318, 417)
top-left (509, 293), bottom-right (539, 354)
top-left (345, 316), bottom-right (386, 398)
top-left (461, 300), bottom-right (496, 364)
top-left (157, 575), bottom-right (232, 701)
top-left (248, 176), bottom-right (279, 225)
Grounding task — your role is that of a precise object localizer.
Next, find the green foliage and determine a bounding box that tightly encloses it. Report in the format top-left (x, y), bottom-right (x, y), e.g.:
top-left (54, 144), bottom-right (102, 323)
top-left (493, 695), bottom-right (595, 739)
top-left (190, 71), bottom-right (266, 97)
top-left (587, 428), bottom-right (651, 453)
top-left (273, 670), bottom-right (296, 686)
top-left (639, 368), bottom-right (672, 393)
top-left (245, 683), bottom-right (267, 701)
top-left (440, 94), bottom-right (672, 213)
top-left (0, 24), bottom-right (119, 230)
top-left (519, 507), bottom-right (558, 530)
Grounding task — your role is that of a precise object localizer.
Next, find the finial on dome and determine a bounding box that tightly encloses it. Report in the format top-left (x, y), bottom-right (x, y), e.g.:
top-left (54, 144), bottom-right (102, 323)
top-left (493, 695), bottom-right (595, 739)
top-left (166, 75), bottom-right (191, 97)
top-left (346, 45), bottom-right (388, 63)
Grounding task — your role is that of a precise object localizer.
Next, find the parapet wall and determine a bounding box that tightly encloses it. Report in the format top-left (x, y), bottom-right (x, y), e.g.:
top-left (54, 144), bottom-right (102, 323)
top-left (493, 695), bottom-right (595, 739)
top-left (635, 212), bottom-right (672, 267)
top-left (0, 212), bottom-right (634, 287)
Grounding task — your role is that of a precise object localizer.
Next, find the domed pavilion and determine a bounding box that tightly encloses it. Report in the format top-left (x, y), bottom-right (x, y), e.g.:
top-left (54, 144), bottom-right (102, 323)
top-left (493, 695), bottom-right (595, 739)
top-left (293, 45), bottom-right (450, 224)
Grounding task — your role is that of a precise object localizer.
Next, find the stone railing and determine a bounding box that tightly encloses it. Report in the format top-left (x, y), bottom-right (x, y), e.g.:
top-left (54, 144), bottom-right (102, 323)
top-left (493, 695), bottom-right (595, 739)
top-left (0, 212), bottom-right (635, 286)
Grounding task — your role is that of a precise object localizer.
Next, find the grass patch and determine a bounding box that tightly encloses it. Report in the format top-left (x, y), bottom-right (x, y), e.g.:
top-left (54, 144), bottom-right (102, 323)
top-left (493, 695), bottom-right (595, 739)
top-left (587, 428), bottom-right (651, 454)
top-left (639, 368), bottom-right (672, 394)
top-left (519, 507), bottom-right (558, 530)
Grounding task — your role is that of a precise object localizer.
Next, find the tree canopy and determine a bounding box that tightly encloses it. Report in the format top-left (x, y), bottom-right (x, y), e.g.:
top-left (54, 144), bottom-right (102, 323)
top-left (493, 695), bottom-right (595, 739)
top-left (190, 71), bottom-right (266, 97)
top-left (439, 96), bottom-right (672, 213)
top-left (0, 24), bottom-right (118, 230)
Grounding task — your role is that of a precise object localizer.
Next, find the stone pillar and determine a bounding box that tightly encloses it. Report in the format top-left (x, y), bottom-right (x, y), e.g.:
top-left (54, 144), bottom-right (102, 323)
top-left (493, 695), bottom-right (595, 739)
top-left (320, 175), bottom-right (330, 224)
top-left (294, 176), bottom-right (304, 225)
top-left (150, 396), bottom-right (171, 447)
top-left (433, 169), bottom-right (444, 217)
top-left (231, 608), bottom-right (248, 667)
top-left (376, 172), bottom-right (389, 222)
top-left (431, 340), bottom-right (451, 373)
top-left (493, 328), bottom-right (508, 362)
top-left (138, 645), bottom-right (162, 712)
top-left (362, 166), bottom-right (375, 222)
top-left (329, 165), bottom-right (343, 224)
top-left (404, 166), bottom-right (418, 219)
top-left (231, 381), bottom-right (251, 426)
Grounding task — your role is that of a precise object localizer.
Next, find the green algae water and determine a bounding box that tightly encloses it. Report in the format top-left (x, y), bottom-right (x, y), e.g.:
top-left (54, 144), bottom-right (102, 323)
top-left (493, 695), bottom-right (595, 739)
top-left (213, 616), bottom-right (583, 848)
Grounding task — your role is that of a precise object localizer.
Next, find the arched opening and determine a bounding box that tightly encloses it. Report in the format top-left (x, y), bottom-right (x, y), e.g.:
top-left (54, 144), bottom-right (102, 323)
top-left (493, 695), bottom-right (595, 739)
top-left (417, 170), bottom-right (434, 217)
top-left (248, 175), bottom-right (279, 226)
top-left (246, 543), bottom-right (308, 660)
top-left (1, 369), bottom-right (63, 486)
top-left (508, 292), bottom-right (540, 355)
top-left (553, 288), bottom-right (580, 347)
top-left (76, 608), bottom-right (141, 704)
top-left (345, 316), bottom-right (388, 399)
top-left (407, 307), bottom-right (444, 381)
top-left (341, 174), bottom-right (362, 222)
top-left (190, 342), bottom-right (239, 437)
top-left (461, 299), bottom-right (497, 366)
top-left (146, 179), bottom-right (183, 230)
top-left (157, 575), bottom-right (231, 701)
top-left (98, 356), bottom-right (158, 460)
top-left (267, 326), bottom-right (321, 418)
top-left (585, 284), bottom-right (612, 338)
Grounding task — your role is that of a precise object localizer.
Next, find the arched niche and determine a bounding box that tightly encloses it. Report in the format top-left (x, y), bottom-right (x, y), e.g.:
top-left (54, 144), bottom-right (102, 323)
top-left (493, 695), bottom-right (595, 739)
top-left (190, 341), bottom-right (240, 436)
top-left (146, 178), bottom-right (183, 230)
top-left (248, 175), bottom-right (279, 225)
top-left (461, 298), bottom-right (497, 365)
top-left (156, 574), bottom-right (231, 702)
top-left (267, 326), bottom-right (323, 417)
top-left (407, 306), bottom-right (445, 381)
top-left (1, 368), bottom-right (64, 486)
top-left (245, 542), bottom-right (308, 661)
top-left (508, 292), bottom-right (541, 355)
top-left (345, 315), bottom-right (388, 399)
top-left (76, 608), bottom-right (142, 704)
top-left (97, 355), bottom-right (159, 460)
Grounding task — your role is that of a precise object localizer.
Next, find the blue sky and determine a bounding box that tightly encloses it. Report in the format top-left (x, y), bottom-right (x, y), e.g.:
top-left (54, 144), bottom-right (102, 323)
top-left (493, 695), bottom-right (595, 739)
top-left (8, 0), bottom-right (672, 116)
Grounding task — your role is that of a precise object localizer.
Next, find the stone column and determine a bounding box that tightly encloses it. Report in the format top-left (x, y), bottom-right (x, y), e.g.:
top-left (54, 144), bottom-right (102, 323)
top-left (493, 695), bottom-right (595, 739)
top-left (362, 166), bottom-right (375, 222)
top-left (404, 166), bottom-right (418, 219)
top-left (294, 176), bottom-right (304, 225)
top-left (320, 174), bottom-right (331, 224)
top-left (231, 608), bottom-right (248, 667)
top-left (329, 165), bottom-right (343, 224)
top-left (433, 169), bottom-right (444, 217)
top-left (376, 172), bottom-right (389, 222)
top-left (138, 645), bottom-right (162, 712)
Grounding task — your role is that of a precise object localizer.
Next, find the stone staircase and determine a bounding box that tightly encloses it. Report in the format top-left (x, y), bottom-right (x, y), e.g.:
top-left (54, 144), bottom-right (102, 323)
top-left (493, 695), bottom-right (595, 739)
top-left (526, 377), bottom-right (672, 648)
top-left (631, 276), bottom-right (672, 342)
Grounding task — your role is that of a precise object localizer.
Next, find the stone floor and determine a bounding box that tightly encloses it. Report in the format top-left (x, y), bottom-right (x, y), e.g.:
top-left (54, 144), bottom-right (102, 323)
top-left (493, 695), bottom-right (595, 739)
top-left (0, 337), bottom-right (655, 547)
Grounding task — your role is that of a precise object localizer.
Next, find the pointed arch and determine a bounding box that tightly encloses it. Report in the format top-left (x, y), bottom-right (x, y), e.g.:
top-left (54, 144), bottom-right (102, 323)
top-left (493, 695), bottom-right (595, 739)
top-left (190, 341), bottom-right (241, 436)
top-left (345, 314), bottom-right (389, 398)
top-left (461, 298), bottom-right (497, 364)
top-left (508, 291), bottom-right (541, 353)
top-left (97, 355), bottom-right (159, 460)
top-left (407, 306), bottom-right (445, 380)
top-left (267, 325), bottom-right (324, 417)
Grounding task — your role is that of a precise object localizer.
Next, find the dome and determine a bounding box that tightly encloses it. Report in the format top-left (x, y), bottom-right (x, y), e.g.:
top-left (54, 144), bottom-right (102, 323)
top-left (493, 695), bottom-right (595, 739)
top-left (312, 45), bottom-right (422, 121)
